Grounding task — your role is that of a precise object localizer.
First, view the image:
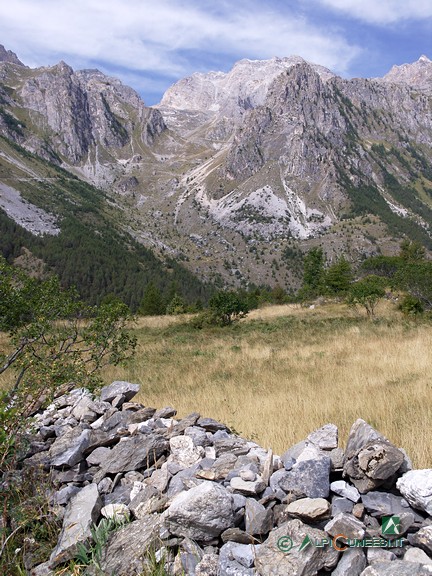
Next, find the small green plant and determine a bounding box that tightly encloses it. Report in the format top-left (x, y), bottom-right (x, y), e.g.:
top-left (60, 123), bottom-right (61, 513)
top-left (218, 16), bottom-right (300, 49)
top-left (73, 516), bottom-right (127, 574)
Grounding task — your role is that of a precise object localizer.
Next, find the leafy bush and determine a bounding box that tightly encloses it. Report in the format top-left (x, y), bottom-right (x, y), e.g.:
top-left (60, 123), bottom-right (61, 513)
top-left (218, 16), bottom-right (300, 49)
top-left (0, 257), bottom-right (136, 472)
top-left (192, 290), bottom-right (249, 328)
top-left (398, 295), bottom-right (424, 315)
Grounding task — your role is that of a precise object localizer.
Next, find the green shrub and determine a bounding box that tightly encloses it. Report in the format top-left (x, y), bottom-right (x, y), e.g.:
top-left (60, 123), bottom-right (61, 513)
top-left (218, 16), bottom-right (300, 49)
top-left (398, 295), bottom-right (424, 315)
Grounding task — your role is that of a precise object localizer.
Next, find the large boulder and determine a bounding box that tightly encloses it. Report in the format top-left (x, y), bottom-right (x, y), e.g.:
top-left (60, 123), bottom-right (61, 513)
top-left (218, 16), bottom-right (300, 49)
top-left (343, 419), bottom-right (405, 493)
top-left (164, 481), bottom-right (234, 542)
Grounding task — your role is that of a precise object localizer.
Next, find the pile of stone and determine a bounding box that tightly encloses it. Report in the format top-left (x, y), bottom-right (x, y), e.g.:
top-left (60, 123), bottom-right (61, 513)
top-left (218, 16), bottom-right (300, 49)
top-left (20, 381), bottom-right (432, 576)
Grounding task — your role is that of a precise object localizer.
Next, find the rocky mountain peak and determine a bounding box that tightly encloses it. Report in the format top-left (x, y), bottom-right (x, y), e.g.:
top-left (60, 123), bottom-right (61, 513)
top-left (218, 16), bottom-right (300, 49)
top-left (159, 55), bottom-right (335, 118)
top-left (0, 44), bottom-right (24, 66)
top-left (382, 54), bottom-right (432, 92)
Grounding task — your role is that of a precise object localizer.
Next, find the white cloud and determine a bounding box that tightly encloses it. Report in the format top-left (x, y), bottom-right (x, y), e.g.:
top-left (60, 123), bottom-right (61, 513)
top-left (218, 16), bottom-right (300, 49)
top-left (0, 0), bottom-right (360, 85)
top-left (313, 0), bottom-right (432, 25)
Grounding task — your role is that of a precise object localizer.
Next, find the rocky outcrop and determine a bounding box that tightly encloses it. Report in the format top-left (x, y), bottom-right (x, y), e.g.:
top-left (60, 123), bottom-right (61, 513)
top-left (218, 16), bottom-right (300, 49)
top-left (0, 44), bottom-right (24, 66)
top-left (16, 383), bottom-right (432, 576)
top-left (0, 59), bottom-right (166, 168)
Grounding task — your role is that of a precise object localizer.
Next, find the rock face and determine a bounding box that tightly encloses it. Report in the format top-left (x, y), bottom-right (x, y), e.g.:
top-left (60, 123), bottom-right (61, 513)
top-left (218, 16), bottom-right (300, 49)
top-left (16, 382), bottom-right (432, 575)
top-left (0, 58), bottom-right (166, 168)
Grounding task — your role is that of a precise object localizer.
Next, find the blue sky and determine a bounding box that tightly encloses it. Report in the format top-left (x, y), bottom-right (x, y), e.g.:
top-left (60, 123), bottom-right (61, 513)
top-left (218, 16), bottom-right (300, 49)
top-left (0, 0), bottom-right (431, 105)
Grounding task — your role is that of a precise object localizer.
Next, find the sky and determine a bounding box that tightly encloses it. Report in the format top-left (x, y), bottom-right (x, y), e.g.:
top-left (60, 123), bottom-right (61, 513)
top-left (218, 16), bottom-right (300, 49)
top-left (0, 0), bottom-right (431, 105)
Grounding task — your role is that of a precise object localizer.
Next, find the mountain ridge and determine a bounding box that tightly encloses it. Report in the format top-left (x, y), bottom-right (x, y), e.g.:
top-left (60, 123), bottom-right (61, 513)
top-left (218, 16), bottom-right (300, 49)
top-left (0, 45), bottom-right (431, 292)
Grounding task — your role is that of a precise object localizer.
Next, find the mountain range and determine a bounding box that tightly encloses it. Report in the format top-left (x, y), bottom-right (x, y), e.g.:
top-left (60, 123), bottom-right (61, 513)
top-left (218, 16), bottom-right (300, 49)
top-left (0, 44), bottom-right (431, 300)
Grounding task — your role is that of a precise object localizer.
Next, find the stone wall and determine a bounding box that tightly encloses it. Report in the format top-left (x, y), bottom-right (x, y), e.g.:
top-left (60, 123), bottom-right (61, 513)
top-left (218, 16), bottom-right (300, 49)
top-left (20, 381), bottom-right (432, 575)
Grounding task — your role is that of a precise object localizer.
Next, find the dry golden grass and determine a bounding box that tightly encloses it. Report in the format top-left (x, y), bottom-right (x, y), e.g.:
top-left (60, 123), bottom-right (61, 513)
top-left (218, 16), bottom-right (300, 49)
top-left (102, 301), bottom-right (432, 468)
top-left (1, 301), bottom-right (430, 466)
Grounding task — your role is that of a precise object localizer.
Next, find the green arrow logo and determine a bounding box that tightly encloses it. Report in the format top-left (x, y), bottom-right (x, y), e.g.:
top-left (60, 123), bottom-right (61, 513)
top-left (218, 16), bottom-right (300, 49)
top-left (299, 535), bottom-right (313, 552)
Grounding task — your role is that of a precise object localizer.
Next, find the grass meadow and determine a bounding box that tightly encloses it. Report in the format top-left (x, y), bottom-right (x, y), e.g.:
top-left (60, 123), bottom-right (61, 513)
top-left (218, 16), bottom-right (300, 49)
top-left (1, 301), bottom-right (430, 467)
top-left (101, 301), bottom-right (432, 468)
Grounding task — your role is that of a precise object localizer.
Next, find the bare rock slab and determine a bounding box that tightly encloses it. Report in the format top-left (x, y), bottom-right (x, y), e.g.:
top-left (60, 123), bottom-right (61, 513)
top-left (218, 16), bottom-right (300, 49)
top-left (49, 483), bottom-right (101, 568)
top-left (100, 381), bottom-right (140, 403)
top-left (279, 455), bottom-right (331, 499)
top-left (164, 481), bottom-right (234, 542)
top-left (286, 497), bottom-right (331, 521)
top-left (100, 434), bottom-right (168, 474)
top-left (98, 514), bottom-right (163, 576)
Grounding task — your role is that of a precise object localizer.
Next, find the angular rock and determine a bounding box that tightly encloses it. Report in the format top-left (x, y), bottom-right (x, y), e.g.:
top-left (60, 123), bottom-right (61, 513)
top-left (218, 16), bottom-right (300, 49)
top-left (195, 552), bottom-right (219, 576)
top-left (52, 485), bottom-right (80, 506)
top-left (100, 380), bottom-right (140, 403)
top-left (411, 526), bottom-right (432, 555)
top-left (366, 548), bottom-right (397, 564)
top-left (211, 452), bottom-right (238, 480)
top-left (278, 455), bottom-right (331, 499)
top-left (245, 498), bottom-right (273, 535)
top-left (397, 470), bottom-right (432, 515)
top-left (230, 476), bottom-right (266, 496)
top-left (100, 434), bottom-right (168, 474)
top-left (184, 426), bottom-right (212, 447)
top-left (219, 541), bottom-right (255, 575)
top-left (70, 395), bottom-right (97, 422)
top-left (280, 440), bottom-right (307, 466)
top-left (49, 426), bottom-right (91, 468)
top-left (332, 548), bottom-right (367, 576)
top-left (129, 485), bottom-right (168, 518)
top-left (307, 423), bottom-right (338, 450)
top-left (197, 417), bottom-right (229, 432)
top-left (332, 496), bottom-right (354, 516)
top-left (49, 483), bottom-right (102, 568)
top-left (286, 497), bottom-right (331, 521)
top-left (331, 480), bottom-right (361, 503)
top-left (168, 412), bottom-right (200, 436)
top-left (324, 512), bottom-right (366, 539)
top-left (169, 435), bottom-right (205, 468)
top-left (164, 481), bottom-right (234, 542)
top-left (153, 406), bottom-right (177, 419)
top-left (214, 436), bottom-right (250, 457)
top-left (343, 419), bottom-right (404, 493)
top-left (254, 519), bottom-right (339, 576)
top-left (221, 527), bottom-right (255, 544)
top-left (404, 547), bottom-right (432, 565)
top-left (98, 514), bottom-right (163, 576)
top-left (145, 464), bottom-right (170, 493)
top-left (100, 503), bottom-right (130, 522)
top-left (361, 490), bottom-right (419, 518)
top-left (86, 446), bottom-right (111, 466)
